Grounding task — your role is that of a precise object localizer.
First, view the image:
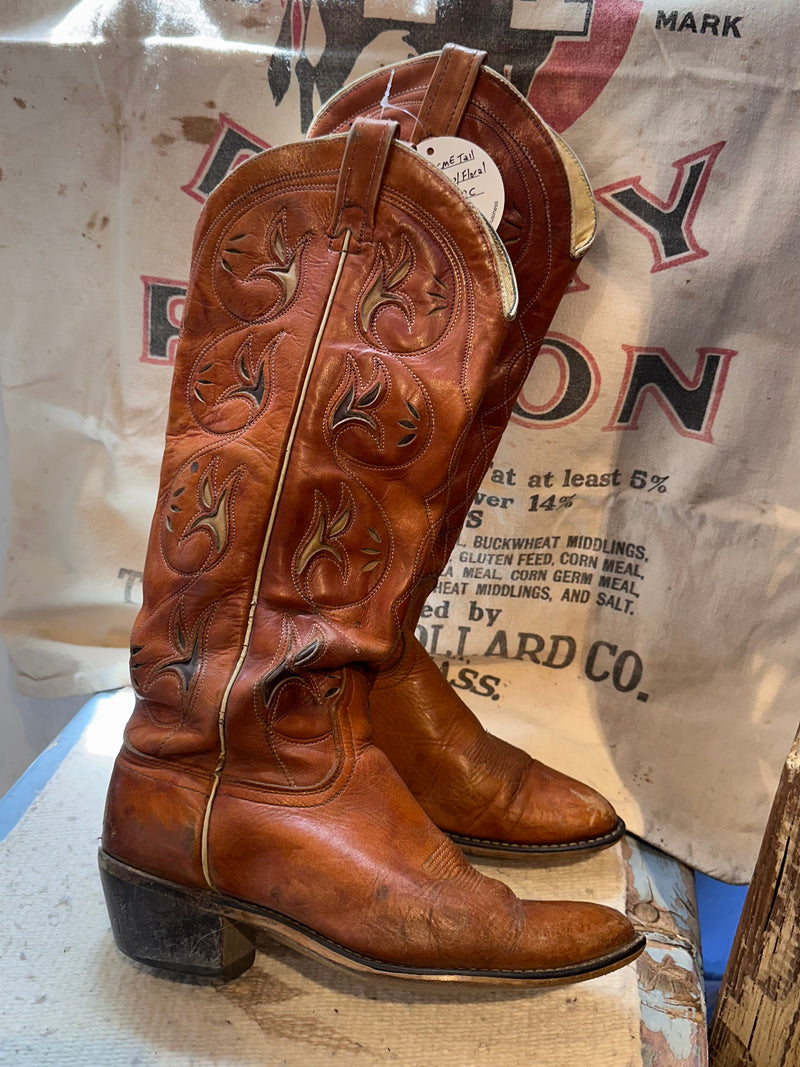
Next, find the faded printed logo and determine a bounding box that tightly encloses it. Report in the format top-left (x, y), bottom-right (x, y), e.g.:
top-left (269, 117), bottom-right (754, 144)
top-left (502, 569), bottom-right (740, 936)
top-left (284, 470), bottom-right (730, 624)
top-left (267, 0), bottom-right (643, 132)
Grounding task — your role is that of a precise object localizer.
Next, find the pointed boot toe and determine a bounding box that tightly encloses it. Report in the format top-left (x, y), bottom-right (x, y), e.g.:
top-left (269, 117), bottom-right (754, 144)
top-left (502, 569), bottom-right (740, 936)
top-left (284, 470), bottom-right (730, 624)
top-left (443, 763), bottom-right (624, 859)
top-left (514, 898), bottom-right (645, 983)
top-left (446, 753), bottom-right (624, 857)
top-left (371, 635), bottom-right (624, 857)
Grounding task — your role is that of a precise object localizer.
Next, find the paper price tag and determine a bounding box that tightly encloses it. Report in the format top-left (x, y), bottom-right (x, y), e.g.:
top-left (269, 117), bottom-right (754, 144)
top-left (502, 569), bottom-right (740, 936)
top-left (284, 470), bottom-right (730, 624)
top-left (416, 136), bottom-right (505, 231)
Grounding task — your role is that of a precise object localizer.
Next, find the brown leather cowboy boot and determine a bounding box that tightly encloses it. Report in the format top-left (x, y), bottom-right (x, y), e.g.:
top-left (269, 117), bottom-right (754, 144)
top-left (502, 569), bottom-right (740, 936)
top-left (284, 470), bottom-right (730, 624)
top-left (99, 118), bottom-right (644, 983)
top-left (308, 46), bottom-right (621, 859)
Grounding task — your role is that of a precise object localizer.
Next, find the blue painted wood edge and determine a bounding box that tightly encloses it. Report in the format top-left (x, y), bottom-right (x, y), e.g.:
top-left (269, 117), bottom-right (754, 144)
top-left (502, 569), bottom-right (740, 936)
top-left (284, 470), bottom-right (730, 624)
top-left (0, 690), bottom-right (116, 843)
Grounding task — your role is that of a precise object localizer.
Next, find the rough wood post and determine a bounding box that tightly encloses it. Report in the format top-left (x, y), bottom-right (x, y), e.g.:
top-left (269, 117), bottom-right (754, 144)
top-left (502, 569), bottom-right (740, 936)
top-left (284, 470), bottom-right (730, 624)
top-left (708, 722), bottom-right (800, 1066)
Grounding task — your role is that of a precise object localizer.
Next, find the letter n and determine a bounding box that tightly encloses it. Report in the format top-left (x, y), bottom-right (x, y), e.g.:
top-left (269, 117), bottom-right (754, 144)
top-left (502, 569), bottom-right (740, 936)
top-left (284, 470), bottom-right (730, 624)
top-left (604, 346), bottom-right (737, 442)
top-left (595, 142), bottom-right (725, 271)
top-left (141, 276), bottom-right (187, 365)
top-left (181, 115), bottom-right (271, 204)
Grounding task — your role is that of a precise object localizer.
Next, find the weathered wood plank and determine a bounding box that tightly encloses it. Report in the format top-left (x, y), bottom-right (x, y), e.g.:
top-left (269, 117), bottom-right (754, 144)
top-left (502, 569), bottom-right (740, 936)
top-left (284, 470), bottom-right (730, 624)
top-left (709, 723), bottom-right (800, 1066)
top-left (624, 837), bottom-right (708, 1065)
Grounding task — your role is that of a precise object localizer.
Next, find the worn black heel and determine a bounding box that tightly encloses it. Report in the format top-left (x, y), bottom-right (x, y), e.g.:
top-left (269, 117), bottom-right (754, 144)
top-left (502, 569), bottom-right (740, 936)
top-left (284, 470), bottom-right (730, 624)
top-left (98, 851), bottom-right (256, 981)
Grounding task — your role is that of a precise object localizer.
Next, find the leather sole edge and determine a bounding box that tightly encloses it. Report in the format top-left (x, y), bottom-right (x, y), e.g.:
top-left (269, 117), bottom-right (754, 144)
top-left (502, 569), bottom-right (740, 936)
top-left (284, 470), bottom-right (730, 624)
top-left (448, 816), bottom-right (627, 860)
top-left (99, 848), bottom-right (645, 986)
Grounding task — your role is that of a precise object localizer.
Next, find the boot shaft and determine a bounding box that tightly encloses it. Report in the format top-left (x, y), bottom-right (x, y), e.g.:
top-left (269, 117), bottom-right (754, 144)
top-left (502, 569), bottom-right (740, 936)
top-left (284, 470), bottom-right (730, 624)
top-left (124, 120), bottom-right (516, 774)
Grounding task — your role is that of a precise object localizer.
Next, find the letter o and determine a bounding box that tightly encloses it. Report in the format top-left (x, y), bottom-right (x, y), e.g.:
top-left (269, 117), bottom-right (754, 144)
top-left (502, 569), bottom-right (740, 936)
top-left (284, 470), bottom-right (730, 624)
top-left (512, 333), bottom-right (600, 428)
top-left (612, 650), bottom-right (643, 692)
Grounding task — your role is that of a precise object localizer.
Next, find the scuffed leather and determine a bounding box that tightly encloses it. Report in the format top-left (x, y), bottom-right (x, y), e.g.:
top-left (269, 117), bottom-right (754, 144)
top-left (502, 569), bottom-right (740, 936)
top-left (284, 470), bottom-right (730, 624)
top-left (103, 118), bottom-right (638, 977)
top-left (370, 633), bottom-right (619, 849)
top-left (122, 120), bottom-right (514, 777)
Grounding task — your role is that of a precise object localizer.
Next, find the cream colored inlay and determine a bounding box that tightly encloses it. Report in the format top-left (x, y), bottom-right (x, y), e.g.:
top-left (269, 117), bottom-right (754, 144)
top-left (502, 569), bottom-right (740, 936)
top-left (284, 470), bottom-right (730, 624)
top-left (545, 123), bottom-right (597, 258)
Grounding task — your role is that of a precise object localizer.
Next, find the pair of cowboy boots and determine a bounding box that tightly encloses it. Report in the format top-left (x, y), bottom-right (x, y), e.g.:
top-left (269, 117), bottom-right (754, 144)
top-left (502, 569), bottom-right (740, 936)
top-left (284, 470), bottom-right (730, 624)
top-left (100, 46), bottom-right (645, 985)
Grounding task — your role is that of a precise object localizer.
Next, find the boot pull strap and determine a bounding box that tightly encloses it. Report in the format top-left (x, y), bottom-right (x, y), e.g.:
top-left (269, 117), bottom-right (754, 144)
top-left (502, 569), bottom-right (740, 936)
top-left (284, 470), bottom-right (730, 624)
top-left (330, 117), bottom-right (398, 253)
top-left (409, 43), bottom-right (487, 146)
